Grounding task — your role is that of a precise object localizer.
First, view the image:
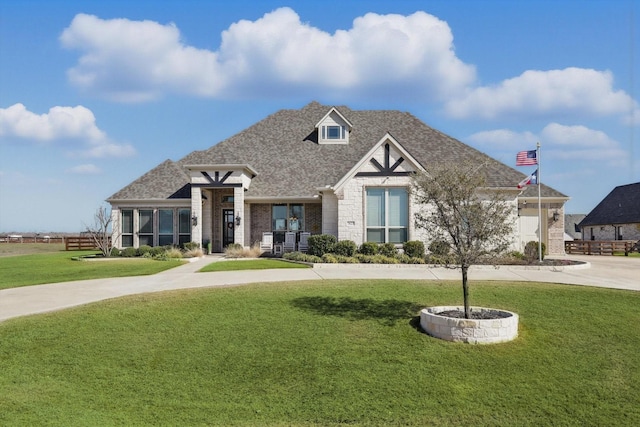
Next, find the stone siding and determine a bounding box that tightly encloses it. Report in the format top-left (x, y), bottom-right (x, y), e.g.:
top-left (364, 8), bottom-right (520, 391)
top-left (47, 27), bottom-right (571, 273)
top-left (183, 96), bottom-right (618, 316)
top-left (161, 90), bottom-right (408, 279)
top-left (582, 223), bottom-right (640, 241)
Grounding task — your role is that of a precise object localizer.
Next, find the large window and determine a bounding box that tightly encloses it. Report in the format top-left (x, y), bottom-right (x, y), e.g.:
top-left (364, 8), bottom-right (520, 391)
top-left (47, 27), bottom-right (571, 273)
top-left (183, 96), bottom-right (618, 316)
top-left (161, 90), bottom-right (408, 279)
top-left (139, 210), bottom-right (154, 246)
top-left (272, 204), bottom-right (304, 231)
top-left (366, 188), bottom-right (408, 243)
top-left (121, 210), bottom-right (133, 247)
top-left (158, 209), bottom-right (174, 246)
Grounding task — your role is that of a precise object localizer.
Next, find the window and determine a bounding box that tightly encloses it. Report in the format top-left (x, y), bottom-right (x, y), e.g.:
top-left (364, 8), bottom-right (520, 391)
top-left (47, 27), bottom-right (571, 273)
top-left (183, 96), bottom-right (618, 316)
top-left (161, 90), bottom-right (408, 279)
top-left (139, 210), bottom-right (154, 246)
top-left (159, 209), bottom-right (174, 246)
top-left (366, 188), bottom-right (408, 243)
top-left (289, 204), bottom-right (304, 231)
top-left (273, 204), bottom-right (288, 231)
top-left (121, 210), bottom-right (133, 247)
top-left (322, 125), bottom-right (345, 140)
top-left (178, 209), bottom-right (191, 246)
top-left (222, 196), bottom-right (234, 203)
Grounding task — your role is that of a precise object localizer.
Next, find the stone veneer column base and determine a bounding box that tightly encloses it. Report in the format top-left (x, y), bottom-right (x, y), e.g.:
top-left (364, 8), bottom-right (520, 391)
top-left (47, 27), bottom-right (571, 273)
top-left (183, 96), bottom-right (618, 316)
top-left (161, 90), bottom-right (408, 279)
top-left (420, 306), bottom-right (518, 344)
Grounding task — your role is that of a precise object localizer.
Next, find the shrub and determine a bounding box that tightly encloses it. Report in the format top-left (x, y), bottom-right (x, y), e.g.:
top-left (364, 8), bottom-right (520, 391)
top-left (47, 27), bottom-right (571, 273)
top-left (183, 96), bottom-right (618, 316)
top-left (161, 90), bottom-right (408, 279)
top-left (396, 254), bottom-right (426, 264)
top-left (308, 234), bottom-right (337, 257)
top-left (332, 240), bottom-right (357, 257)
top-left (183, 241), bottom-right (200, 251)
top-left (283, 252), bottom-right (322, 263)
top-left (321, 253), bottom-right (339, 263)
top-left (355, 254), bottom-right (399, 264)
top-left (524, 241), bottom-right (546, 263)
top-left (110, 247), bottom-right (121, 257)
top-left (150, 246), bottom-right (166, 257)
top-left (184, 248), bottom-right (204, 258)
top-left (165, 247), bottom-right (184, 259)
top-left (358, 242), bottom-right (379, 255)
top-left (403, 241), bottom-right (425, 258)
top-left (121, 247), bottom-right (137, 258)
top-left (428, 240), bottom-right (451, 257)
top-left (137, 245), bottom-right (152, 257)
top-left (379, 243), bottom-right (398, 258)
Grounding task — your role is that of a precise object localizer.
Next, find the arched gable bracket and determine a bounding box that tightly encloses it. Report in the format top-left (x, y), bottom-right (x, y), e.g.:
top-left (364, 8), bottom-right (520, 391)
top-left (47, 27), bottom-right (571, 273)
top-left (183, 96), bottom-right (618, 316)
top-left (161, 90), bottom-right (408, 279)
top-left (356, 143), bottom-right (411, 177)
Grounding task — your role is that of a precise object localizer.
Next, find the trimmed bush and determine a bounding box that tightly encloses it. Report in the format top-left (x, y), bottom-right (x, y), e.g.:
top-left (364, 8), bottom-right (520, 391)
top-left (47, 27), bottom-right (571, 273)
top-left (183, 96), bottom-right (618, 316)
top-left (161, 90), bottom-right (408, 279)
top-left (137, 245), bottom-right (152, 257)
top-left (525, 240), bottom-right (546, 262)
top-left (150, 246), bottom-right (166, 257)
top-left (110, 247), bottom-right (121, 257)
top-left (308, 234), bottom-right (337, 257)
top-left (332, 240), bottom-right (357, 257)
top-left (121, 247), bottom-right (137, 258)
top-left (283, 252), bottom-right (323, 263)
top-left (403, 241), bottom-right (425, 258)
top-left (379, 243), bottom-right (398, 258)
top-left (321, 253), bottom-right (339, 263)
top-left (358, 242), bottom-right (379, 255)
top-left (428, 240), bottom-right (451, 257)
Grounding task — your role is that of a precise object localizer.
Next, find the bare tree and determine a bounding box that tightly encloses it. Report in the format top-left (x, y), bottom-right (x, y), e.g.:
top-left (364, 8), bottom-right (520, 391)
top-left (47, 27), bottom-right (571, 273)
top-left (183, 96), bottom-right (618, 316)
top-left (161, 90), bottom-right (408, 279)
top-left (85, 205), bottom-right (115, 257)
top-left (412, 162), bottom-right (515, 318)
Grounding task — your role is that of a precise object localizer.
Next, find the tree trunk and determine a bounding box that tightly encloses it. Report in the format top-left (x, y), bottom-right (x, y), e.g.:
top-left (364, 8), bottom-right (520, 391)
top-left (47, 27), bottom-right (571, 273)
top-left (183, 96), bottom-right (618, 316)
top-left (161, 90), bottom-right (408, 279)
top-left (462, 265), bottom-right (470, 319)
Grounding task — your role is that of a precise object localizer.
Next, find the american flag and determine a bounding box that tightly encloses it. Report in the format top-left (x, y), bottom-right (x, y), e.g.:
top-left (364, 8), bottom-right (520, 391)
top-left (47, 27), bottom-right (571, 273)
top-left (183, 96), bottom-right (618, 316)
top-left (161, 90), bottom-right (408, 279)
top-left (516, 150), bottom-right (537, 166)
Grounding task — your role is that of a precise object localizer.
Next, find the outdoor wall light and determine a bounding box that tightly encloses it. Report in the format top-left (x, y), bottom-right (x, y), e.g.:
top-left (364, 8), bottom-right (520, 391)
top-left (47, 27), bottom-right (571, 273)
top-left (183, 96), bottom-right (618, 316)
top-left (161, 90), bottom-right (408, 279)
top-left (552, 210), bottom-right (560, 222)
top-left (191, 213), bottom-right (198, 226)
top-left (235, 212), bottom-right (241, 226)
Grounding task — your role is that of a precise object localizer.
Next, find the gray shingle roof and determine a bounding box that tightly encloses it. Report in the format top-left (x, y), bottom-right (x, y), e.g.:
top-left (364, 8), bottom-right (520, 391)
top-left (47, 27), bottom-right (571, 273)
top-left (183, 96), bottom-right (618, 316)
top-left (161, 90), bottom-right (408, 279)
top-left (108, 159), bottom-right (191, 200)
top-left (579, 182), bottom-right (640, 227)
top-left (110, 102), bottom-right (567, 200)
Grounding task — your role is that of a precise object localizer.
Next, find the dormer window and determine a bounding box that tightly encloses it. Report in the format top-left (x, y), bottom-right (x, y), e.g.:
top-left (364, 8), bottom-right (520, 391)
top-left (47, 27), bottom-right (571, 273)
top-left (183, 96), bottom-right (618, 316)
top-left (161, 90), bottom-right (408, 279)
top-left (323, 125), bottom-right (345, 140)
top-left (316, 107), bottom-right (352, 145)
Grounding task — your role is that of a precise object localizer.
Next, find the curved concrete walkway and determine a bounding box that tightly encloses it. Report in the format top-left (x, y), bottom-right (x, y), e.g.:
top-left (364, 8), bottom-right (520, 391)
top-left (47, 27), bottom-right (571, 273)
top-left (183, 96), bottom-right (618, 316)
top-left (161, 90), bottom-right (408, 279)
top-left (1, 254), bottom-right (638, 323)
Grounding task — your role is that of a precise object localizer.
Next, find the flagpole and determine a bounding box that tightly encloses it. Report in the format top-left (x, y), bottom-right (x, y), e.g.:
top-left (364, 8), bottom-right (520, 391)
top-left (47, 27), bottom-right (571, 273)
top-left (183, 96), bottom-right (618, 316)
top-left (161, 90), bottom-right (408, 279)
top-left (537, 141), bottom-right (542, 263)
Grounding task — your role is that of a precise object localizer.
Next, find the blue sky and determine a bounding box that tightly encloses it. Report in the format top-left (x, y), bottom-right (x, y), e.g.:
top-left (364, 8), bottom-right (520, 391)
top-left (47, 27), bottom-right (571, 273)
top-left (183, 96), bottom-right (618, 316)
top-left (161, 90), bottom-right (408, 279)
top-left (1, 0), bottom-right (638, 232)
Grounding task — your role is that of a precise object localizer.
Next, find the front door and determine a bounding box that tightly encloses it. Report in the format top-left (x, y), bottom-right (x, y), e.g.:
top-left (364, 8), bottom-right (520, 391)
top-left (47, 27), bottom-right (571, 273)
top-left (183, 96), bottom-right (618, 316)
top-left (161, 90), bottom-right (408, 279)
top-left (222, 209), bottom-right (235, 248)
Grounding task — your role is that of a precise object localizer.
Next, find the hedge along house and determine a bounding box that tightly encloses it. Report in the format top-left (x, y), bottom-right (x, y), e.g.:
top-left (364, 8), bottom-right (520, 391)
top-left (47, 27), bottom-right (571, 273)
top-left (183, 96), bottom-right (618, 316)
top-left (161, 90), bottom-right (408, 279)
top-left (107, 102), bottom-right (568, 255)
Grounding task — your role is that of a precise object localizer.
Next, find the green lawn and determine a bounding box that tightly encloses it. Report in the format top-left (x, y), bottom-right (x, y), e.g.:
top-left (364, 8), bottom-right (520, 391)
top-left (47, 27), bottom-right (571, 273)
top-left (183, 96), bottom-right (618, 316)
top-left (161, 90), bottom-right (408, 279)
top-left (199, 258), bottom-right (310, 272)
top-left (0, 250), bottom-right (184, 290)
top-left (1, 279), bottom-right (638, 426)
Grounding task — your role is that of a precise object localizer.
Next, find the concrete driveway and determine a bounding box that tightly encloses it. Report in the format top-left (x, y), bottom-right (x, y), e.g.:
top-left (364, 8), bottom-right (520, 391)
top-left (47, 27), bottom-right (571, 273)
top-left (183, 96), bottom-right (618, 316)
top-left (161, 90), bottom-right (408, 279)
top-left (0, 254), bottom-right (638, 323)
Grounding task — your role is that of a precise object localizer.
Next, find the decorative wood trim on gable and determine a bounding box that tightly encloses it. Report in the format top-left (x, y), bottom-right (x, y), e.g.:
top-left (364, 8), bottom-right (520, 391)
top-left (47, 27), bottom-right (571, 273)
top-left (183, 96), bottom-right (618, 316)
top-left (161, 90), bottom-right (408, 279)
top-left (192, 171), bottom-right (243, 188)
top-left (355, 144), bottom-right (412, 177)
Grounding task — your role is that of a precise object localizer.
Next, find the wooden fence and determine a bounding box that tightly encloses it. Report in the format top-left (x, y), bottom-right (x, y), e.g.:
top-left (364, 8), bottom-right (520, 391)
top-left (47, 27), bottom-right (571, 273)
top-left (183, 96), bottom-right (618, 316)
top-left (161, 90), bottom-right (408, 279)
top-left (564, 240), bottom-right (636, 256)
top-left (65, 236), bottom-right (103, 251)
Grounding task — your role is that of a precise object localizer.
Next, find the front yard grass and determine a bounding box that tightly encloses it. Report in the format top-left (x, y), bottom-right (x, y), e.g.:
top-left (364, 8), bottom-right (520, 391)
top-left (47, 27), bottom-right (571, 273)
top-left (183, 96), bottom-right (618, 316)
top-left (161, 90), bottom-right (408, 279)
top-left (1, 279), bottom-right (638, 426)
top-left (0, 250), bottom-right (183, 290)
top-left (199, 258), bottom-right (310, 272)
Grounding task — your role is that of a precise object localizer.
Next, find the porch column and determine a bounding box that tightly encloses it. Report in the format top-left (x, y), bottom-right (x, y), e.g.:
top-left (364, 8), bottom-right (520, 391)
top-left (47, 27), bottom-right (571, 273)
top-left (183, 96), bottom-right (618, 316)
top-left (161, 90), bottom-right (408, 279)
top-left (233, 186), bottom-right (245, 247)
top-left (191, 186), bottom-right (202, 247)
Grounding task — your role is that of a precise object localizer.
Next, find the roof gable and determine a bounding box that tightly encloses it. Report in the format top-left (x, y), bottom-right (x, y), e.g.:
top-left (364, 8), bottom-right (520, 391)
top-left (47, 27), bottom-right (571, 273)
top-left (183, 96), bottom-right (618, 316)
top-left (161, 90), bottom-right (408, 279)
top-left (579, 182), bottom-right (640, 227)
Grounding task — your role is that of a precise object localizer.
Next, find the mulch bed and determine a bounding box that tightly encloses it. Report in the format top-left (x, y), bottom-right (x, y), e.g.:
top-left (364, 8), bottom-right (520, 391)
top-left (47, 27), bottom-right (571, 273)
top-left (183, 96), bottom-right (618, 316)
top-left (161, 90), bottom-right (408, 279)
top-left (437, 309), bottom-right (512, 319)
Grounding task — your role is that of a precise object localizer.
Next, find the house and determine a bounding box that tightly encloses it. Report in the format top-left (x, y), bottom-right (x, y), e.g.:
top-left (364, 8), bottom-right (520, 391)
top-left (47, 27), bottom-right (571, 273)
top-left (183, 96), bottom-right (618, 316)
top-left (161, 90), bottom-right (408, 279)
top-left (578, 182), bottom-right (640, 241)
top-left (107, 102), bottom-right (569, 255)
top-left (564, 214), bottom-right (586, 241)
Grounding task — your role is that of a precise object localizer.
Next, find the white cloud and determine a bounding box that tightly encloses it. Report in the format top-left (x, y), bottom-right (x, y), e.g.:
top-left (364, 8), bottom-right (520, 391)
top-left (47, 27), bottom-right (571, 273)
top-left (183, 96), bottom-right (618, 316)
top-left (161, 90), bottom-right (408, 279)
top-left (67, 164), bottom-right (102, 174)
top-left (60, 9), bottom-right (476, 102)
top-left (540, 123), bottom-right (626, 162)
top-left (0, 103), bottom-right (105, 141)
top-left (467, 129), bottom-right (537, 150)
top-left (446, 68), bottom-right (636, 120)
top-left (0, 103), bottom-right (135, 158)
top-left (468, 123), bottom-right (626, 166)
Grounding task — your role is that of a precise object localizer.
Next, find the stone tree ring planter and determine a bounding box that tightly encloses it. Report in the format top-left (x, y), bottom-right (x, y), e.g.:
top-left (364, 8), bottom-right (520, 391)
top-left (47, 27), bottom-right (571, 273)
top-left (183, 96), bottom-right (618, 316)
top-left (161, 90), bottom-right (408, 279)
top-left (420, 306), bottom-right (519, 344)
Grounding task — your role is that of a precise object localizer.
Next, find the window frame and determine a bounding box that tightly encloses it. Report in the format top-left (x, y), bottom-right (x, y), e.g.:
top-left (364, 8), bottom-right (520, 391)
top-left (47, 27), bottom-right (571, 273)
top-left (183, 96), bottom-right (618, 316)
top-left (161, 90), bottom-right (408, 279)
top-left (365, 187), bottom-right (408, 244)
top-left (121, 209), bottom-right (134, 247)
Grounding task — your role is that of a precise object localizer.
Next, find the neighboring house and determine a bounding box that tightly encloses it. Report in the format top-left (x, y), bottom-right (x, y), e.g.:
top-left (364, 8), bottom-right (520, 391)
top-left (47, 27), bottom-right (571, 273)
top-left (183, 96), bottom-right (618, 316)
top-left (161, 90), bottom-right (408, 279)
top-left (564, 214), bottom-right (586, 241)
top-left (578, 182), bottom-right (640, 241)
top-left (107, 102), bottom-right (568, 255)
